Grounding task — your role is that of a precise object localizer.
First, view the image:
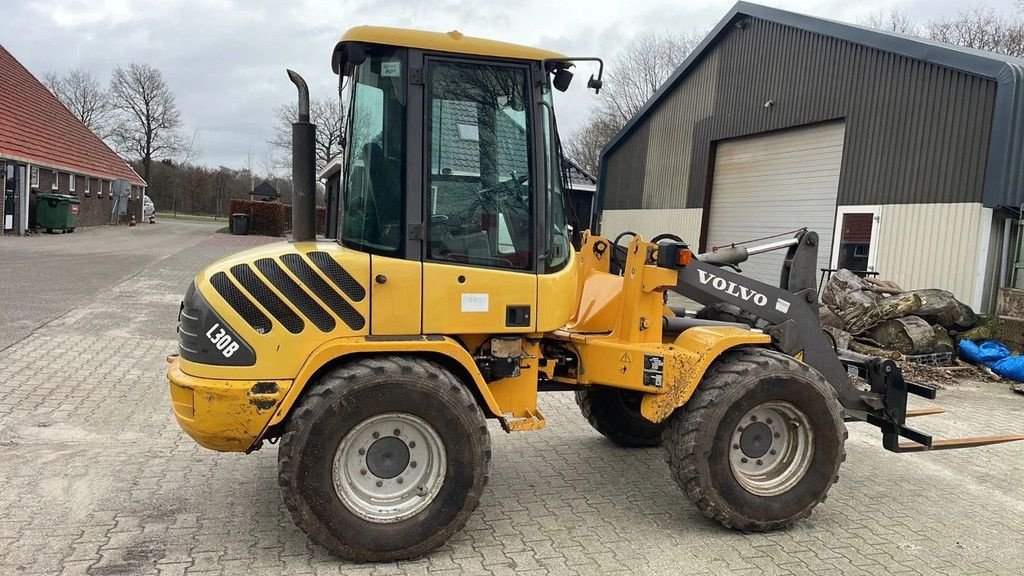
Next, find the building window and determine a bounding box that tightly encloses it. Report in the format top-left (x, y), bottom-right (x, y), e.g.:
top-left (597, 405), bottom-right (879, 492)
top-left (68, 174), bottom-right (76, 193)
top-left (98, 180), bottom-right (105, 198)
top-left (456, 122), bottom-right (479, 141)
top-left (30, 166), bottom-right (39, 188)
top-left (52, 171), bottom-right (58, 190)
top-left (84, 178), bottom-right (91, 197)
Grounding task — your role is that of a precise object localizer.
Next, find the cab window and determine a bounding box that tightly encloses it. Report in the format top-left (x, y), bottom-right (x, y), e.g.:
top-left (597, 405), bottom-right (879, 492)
top-left (341, 50), bottom-right (406, 255)
top-left (426, 60), bottom-right (532, 270)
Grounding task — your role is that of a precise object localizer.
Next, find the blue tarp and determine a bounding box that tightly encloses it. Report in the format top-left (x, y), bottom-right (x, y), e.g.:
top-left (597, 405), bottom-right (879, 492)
top-left (958, 340), bottom-right (1024, 382)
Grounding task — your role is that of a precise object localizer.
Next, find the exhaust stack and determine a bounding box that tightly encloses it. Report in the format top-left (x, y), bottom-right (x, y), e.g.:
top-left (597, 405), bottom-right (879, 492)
top-left (287, 70), bottom-right (316, 242)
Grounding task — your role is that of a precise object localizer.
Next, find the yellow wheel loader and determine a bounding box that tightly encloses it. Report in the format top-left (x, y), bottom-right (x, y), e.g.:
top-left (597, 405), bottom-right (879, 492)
top-left (167, 27), bottom-right (1023, 562)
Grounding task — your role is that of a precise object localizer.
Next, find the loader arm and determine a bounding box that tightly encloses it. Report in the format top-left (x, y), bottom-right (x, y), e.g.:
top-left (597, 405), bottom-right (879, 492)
top-left (655, 232), bottom-right (1024, 452)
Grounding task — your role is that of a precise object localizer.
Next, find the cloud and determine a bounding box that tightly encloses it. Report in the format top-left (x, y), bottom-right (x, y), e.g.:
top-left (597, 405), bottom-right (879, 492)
top-left (4, 0), bottom-right (1019, 168)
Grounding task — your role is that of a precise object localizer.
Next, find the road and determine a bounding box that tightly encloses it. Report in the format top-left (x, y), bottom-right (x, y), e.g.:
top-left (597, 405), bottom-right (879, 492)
top-left (0, 220), bottom-right (1022, 575)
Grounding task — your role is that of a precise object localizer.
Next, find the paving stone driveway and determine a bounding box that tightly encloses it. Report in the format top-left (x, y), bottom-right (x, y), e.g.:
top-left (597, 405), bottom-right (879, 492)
top-left (1, 221), bottom-right (1023, 576)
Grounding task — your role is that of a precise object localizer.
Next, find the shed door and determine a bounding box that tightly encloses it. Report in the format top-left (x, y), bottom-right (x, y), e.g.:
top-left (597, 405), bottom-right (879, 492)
top-left (706, 122), bottom-right (845, 287)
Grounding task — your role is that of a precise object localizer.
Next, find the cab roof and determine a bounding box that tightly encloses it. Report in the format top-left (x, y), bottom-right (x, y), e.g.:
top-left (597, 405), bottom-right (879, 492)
top-left (332, 26), bottom-right (567, 73)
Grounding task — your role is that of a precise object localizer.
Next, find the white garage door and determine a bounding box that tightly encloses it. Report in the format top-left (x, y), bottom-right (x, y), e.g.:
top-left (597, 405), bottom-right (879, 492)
top-left (706, 122), bottom-right (845, 287)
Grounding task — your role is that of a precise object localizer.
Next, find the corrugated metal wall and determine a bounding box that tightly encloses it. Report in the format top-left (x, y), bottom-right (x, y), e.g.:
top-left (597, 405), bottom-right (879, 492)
top-left (874, 203), bottom-right (988, 308)
top-left (603, 17), bottom-right (998, 211)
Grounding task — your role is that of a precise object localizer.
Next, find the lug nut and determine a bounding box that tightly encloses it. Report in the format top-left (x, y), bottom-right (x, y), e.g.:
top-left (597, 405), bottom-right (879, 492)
top-left (410, 461), bottom-right (417, 468)
top-left (741, 457), bottom-right (748, 464)
top-left (756, 459), bottom-right (763, 466)
top-left (732, 443), bottom-right (739, 450)
top-left (770, 449), bottom-right (777, 456)
top-left (360, 468), bottom-right (367, 475)
top-left (372, 431), bottom-right (380, 439)
top-left (397, 478), bottom-right (404, 484)
top-left (766, 418), bottom-right (773, 425)
top-left (737, 426), bottom-right (745, 432)
top-left (774, 432), bottom-right (781, 438)
top-left (750, 415), bottom-right (758, 422)
top-left (376, 480), bottom-right (383, 487)
top-left (358, 448), bottom-right (366, 455)
top-left (393, 429), bottom-right (401, 436)
top-left (409, 441), bottom-right (416, 449)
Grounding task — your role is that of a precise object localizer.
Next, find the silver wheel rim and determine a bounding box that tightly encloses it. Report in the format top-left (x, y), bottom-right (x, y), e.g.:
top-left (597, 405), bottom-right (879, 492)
top-left (728, 401), bottom-right (814, 497)
top-left (332, 412), bottom-right (446, 523)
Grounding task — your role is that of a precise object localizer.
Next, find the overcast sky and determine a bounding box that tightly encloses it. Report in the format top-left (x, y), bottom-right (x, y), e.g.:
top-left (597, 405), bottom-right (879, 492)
top-left (4, 0), bottom-right (1017, 170)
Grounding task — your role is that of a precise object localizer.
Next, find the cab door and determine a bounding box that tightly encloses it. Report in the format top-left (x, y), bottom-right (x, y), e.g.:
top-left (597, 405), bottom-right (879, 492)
top-left (421, 57), bottom-right (538, 334)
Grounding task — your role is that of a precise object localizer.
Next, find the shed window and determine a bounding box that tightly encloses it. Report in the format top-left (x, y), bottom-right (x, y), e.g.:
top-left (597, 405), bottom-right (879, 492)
top-left (84, 178), bottom-right (91, 197)
top-left (69, 174), bottom-right (75, 193)
top-left (30, 166), bottom-right (39, 188)
top-left (456, 123), bottom-right (479, 141)
top-left (52, 171), bottom-right (58, 190)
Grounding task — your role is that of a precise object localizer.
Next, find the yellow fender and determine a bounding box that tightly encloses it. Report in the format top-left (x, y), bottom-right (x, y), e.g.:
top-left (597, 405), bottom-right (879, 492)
top-left (640, 326), bottom-right (771, 423)
top-left (266, 336), bottom-right (499, 428)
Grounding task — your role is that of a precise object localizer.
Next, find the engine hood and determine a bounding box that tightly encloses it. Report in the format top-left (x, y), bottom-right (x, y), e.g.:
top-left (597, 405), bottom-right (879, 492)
top-left (179, 240), bottom-right (370, 380)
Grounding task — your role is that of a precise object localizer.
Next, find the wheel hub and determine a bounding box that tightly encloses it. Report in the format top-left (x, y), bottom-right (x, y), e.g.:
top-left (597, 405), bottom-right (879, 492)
top-left (738, 421), bottom-right (772, 459)
top-left (332, 412), bottom-right (446, 523)
top-left (365, 437), bottom-right (410, 479)
top-left (728, 401), bottom-right (814, 497)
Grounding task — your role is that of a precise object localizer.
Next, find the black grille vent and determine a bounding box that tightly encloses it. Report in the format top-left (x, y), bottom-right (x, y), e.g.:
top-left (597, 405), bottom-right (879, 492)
top-left (210, 272), bottom-right (272, 334)
top-left (178, 283), bottom-right (202, 355)
top-left (254, 258), bottom-right (335, 333)
top-left (230, 264), bottom-right (305, 334)
top-left (281, 254), bottom-right (366, 330)
top-left (308, 251), bottom-right (366, 302)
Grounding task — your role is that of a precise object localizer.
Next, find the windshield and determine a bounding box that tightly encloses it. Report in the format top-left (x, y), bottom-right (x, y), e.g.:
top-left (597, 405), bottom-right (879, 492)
top-left (340, 49), bottom-right (406, 255)
top-left (542, 81), bottom-right (570, 271)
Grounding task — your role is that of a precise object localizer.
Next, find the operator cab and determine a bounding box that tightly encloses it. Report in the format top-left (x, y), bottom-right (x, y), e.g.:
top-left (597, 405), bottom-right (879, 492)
top-left (331, 27), bottom-right (586, 274)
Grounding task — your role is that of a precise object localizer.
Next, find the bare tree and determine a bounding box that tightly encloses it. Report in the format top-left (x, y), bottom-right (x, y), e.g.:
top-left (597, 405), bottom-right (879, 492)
top-left (929, 6), bottom-right (1024, 57)
top-left (565, 30), bottom-right (703, 174)
top-left (43, 69), bottom-right (113, 137)
top-left (109, 63), bottom-right (182, 183)
top-left (598, 31), bottom-right (704, 124)
top-left (563, 114), bottom-right (621, 177)
top-left (860, 8), bottom-right (923, 36)
top-left (269, 97), bottom-right (346, 175)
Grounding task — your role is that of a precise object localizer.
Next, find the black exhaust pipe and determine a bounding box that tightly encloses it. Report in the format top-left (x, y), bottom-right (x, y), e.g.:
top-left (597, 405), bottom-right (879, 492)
top-left (287, 69), bottom-right (316, 242)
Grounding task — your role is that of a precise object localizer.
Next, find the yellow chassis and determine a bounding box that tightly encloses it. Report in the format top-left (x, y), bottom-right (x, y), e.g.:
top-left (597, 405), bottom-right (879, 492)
top-left (168, 233), bottom-right (769, 452)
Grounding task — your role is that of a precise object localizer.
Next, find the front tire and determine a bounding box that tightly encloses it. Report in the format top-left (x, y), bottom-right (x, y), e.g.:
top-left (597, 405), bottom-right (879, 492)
top-left (278, 356), bottom-right (490, 561)
top-left (663, 348), bottom-right (846, 531)
top-left (575, 388), bottom-right (663, 447)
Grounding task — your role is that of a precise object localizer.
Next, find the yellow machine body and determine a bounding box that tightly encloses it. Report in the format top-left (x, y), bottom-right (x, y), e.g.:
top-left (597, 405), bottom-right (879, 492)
top-left (169, 231), bottom-right (767, 452)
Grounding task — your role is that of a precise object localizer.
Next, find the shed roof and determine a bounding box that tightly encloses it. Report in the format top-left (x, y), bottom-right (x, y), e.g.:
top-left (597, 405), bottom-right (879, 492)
top-left (0, 44), bottom-right (146, 186)
top-left (600, 1), bottom-right (1024, 208)
top-left (252, 181), bottom-right (280, 198)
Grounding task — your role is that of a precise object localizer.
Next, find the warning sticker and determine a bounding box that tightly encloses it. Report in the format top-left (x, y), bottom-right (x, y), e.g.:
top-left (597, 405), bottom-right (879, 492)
top-left (620, 353), bottom-right (632, 363)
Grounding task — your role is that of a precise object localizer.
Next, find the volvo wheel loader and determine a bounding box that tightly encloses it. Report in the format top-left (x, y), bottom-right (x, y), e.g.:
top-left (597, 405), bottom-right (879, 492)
top-left (167, 26), bottom-right (1023, 562)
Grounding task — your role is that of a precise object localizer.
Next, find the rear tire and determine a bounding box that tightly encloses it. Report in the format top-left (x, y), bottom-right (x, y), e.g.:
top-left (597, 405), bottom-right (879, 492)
top-left (575, 388), bottom-right (663, 447)
top-left (278, 356), bottom-right (490, 561)
top-left (663, 348), bottom-right (846, 531)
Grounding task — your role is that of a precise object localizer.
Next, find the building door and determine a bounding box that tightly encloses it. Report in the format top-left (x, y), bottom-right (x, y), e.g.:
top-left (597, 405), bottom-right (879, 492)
top-left (705, 122), bottom-right (846, 287)
top-left (829, 206), bottom-right (880, 273)
top-left (3, 161), bottom-right (17, 231)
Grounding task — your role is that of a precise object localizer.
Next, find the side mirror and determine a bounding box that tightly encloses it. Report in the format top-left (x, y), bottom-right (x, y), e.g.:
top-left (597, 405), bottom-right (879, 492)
top-left (553, 68), bottom-right (573, 92)
top-left (587, 74), bottom-right (602, 93)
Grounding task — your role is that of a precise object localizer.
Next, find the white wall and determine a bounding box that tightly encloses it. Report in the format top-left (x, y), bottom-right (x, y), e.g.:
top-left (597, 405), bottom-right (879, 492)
top-left (600, 208), bottom-right (703, 247)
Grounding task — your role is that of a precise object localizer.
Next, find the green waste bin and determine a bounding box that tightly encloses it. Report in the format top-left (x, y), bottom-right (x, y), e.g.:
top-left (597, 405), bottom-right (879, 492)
top-left (36, 193), bottom-right (81, 233)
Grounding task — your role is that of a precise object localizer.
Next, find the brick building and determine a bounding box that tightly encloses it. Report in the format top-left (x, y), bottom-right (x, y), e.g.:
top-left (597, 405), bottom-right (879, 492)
top-left (1, 44), bottom-right (146, 235)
